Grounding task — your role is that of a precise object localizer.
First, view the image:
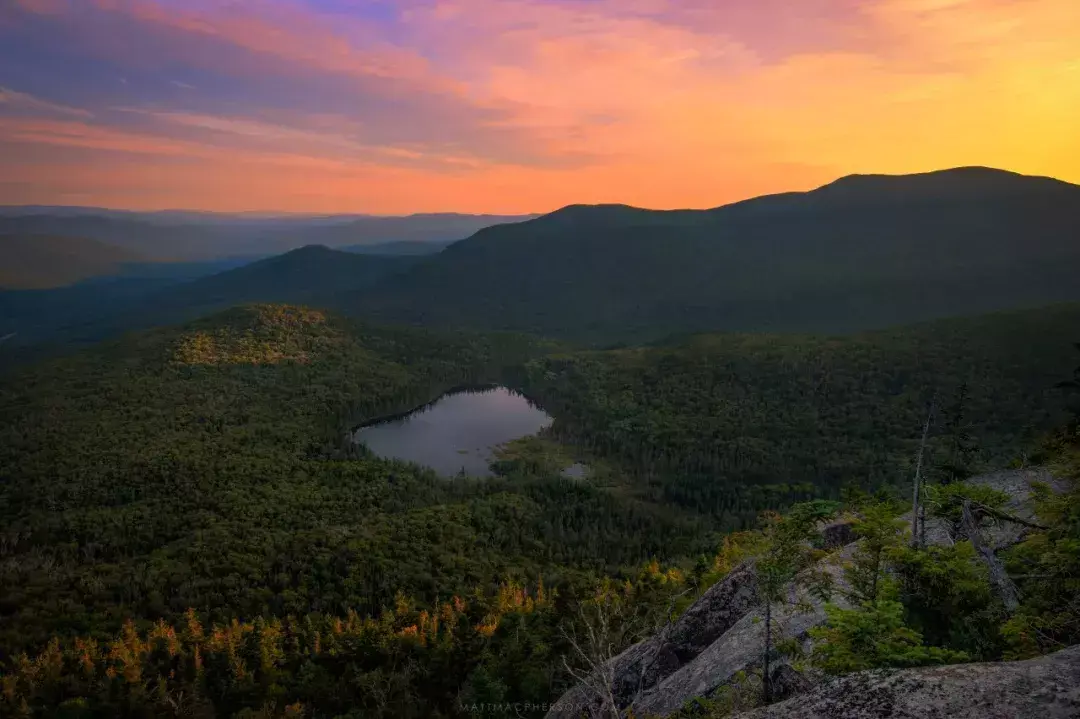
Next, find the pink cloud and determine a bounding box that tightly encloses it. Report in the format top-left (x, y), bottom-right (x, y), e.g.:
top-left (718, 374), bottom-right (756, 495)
top-left (1, 0), bottom-right (1078, 211)
top-left (0, 86), bottom-right (93, 118)
top-left (50, 0), bottom-right (448, 87)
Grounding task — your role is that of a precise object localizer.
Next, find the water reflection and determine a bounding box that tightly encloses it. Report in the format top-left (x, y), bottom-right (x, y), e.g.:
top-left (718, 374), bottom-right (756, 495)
top-left (354, 387), bottom-right (553, 477)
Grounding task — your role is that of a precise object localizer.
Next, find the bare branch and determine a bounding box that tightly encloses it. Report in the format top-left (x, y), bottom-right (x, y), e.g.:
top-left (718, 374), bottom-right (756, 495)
top-left (961, 499), bottom-right (1021, 613)
top-left (969, 501), bottom-right (1049, 531)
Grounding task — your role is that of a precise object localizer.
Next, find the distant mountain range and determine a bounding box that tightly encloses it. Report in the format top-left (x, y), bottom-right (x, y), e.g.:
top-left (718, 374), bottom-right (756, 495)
top-left (0, 245), bottom-right (416, 351)
top-left (117, 245), bottom-right (419, 331)
top-left (0, 234), bottom-right (147, 290)
top-left (0, 209), bottom-right (538, 261)
top-left (346, 166), bottom-right (1080, 342)
top-left (340, 240), bottom-right (455, 256)
top-left (3, 166), bottom-right (1080, 357)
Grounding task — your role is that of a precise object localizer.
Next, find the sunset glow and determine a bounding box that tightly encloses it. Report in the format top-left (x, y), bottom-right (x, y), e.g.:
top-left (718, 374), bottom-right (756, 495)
top-left (1, 0), bottom-right (1077, 213)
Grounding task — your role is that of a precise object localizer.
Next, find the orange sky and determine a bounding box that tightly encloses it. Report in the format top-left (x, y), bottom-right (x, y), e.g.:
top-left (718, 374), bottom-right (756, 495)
top-left (0, 0), bottom-right (1077, 213)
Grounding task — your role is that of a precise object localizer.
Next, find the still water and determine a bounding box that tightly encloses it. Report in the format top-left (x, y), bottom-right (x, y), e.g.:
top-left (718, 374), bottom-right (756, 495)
top-left (354, 386), bottom-right (553, 477)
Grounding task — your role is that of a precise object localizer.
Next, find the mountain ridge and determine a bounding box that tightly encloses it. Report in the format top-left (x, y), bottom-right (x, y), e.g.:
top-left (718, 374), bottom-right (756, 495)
top-left (516, 167), bottom-right (1080, 222)
top-left (0, 211), bottom-right (540, 260)
top-left (5, 165), bottom-right (1080, 354)
top-left (343, 166), bottom-right (1080, 343)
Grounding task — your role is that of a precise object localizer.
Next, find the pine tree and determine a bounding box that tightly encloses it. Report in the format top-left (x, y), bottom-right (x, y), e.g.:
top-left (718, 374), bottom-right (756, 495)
top-left (845, 499), bottom-right (905, 605)
top-left (756, 504), bottom-right (830, 704)
top-left (939, 383), bottom-right (978, 485)
top-left (1056, 343), bottom-right (1080, 424)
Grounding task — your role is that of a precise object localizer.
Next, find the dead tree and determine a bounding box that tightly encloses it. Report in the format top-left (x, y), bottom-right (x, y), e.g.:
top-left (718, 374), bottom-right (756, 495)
top-left (910, 398), bottom-right (936, 548)
top-left (559, 601), bottom-right (623, 718)
top-left (559, 587), bottom-right (688, 718)
top-left (630, 589), bottom-right (690, 705)
top-left (960, 500), bottom-right (1021, 613)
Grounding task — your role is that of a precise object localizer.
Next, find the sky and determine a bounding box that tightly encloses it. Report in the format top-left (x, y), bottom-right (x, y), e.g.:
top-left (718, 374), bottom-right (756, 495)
top-left (0, 0), bottom-right (1077, 214)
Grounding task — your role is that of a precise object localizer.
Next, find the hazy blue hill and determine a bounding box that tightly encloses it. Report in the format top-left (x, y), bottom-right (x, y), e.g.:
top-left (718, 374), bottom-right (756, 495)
top-left (0, 210), bottom-right (538, 260)
top-left (316, 212), bottom-right (540, 247)
top-left (340, 239), bottom-right (455, 255)
top-left (0, 215), bottom-right (236, 260)
top-left (0, 234), bottom-right (146, 289)
top-left (108, 256), bottom-right (264, 281)
top-left (0, 245), bottom-right (419, 355)
top-left (153, 244), bottom-right (417, 308)
top-left (346, 167), bottom-right (1080, 343)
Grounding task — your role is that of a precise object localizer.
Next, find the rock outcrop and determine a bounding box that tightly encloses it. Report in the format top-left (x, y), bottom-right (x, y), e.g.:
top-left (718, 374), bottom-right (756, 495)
top-left (547, 468), bottom-right (1061, 718)
top-left (820, 520), bottom-right (856, 549)
top-left (548, 561), bottom-right (761, 717)
top-left (734, 645), bottom-right (1080, 719)
top-left (628, 545), bottom-right (854, 717)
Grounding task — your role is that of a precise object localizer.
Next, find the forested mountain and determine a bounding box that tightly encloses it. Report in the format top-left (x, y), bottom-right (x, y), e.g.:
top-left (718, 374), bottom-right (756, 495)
top-left (347, 167), bottom-right (1080, 343)
top-left (145, 245), bottom-right (418, 311)
top-left (5, 167), bottom-right (1078, 358)
top-left (0, 234), bottom-right (145, 289)
top-left (0, 210), bottom-right (536, 261)
top-left (85, 245), bottom-right (420, 338)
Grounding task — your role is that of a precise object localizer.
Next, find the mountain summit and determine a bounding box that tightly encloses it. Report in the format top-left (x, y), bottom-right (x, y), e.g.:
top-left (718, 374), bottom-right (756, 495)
top-left (345, 167), bottom-right (1080, 343)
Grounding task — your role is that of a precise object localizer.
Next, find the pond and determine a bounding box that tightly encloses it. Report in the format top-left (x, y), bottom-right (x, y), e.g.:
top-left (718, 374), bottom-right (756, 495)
top-left (353, 386), bottom-right (553, 477)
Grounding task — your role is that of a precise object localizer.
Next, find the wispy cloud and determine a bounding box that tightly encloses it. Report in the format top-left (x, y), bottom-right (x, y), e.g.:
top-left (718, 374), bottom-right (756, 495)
top-left (0, 0), bottom-right (1077, 212)
top-left (0, 86), bottom-right (92, 118)
top-left (113, 107), bottom-right (491, 169)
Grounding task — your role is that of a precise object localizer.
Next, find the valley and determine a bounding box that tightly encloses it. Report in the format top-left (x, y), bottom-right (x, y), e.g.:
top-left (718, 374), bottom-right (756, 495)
top-left (1, 169), bottom-right (1080, 717)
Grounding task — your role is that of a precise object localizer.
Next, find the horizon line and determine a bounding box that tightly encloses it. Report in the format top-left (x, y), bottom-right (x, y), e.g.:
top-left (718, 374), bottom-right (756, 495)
top-left (0, 165), bottom-right (1071, 217)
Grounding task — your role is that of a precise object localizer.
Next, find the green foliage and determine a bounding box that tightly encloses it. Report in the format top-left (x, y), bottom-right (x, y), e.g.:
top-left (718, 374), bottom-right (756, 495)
top-left (1055, 343), bottom-right (1080, 418)
top-left (678, 532), bottom-right (766, 617)
top-left (787, 500), bottom-right (844, 525)
top-left (757, 510), bottom-right (823, 606)
top-left (2, 299), bottom-right (1079, 716)
top-left (937, 383), bottom-right (980, 484)
top-left (523, 308), bottom-right (1078, 525)
top-left (489, 435), bottom-right (583, 477)
top-left (756, 509), bottom-right (829, 704)
top-left (845, 500), bottom-right (906, 604)
top-left (923, 481), bottom-right (1011, 524)
top-left (1002, 455), bottom-right (1080, 658)
top-left (0, 306), bottom-right (706, 659)
top-left (809, 496), bottom-right (968, 675)
top-left (810, 599), bottom-right (967, 674)
top-left (0, 581), bottom-right (557, 718)
top-left (890, 543), bottom-right (1005, 657)
top-left (679, 670), bottom-right (762, 719)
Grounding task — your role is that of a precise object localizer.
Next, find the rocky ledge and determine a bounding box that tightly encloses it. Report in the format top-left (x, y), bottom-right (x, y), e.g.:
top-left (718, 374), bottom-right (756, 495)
top-left (546, 467), bottom-right (1062, 718)
top-left (735, 645), bottom-right (1080, 719)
